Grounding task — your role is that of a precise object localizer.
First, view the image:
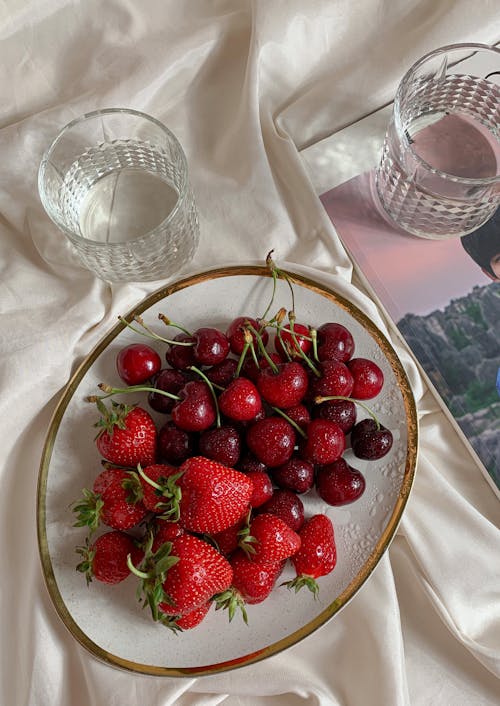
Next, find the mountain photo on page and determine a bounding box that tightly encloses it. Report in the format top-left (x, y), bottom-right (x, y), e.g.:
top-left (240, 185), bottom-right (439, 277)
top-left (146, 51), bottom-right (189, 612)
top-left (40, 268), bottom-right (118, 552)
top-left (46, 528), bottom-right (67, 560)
top-left (320, 172), bottom-right (500, 495)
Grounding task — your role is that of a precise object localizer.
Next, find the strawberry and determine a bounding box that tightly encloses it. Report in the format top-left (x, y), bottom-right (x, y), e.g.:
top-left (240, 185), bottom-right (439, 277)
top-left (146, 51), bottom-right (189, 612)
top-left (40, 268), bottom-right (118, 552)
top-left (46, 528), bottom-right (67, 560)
top-left (150, 518), bottom-right (184, 552)
top-left (93, 399), bottom-right (157, 467)
top-left (72, 468), bottom-right (147, 532)
top-left (286, 513), bottom-right (337, 596)
top-left (137, 463), bottom-right (181, 513)
top-left (177, 457), bottom-right (254, 534)
top-left (230, 549), bottom-right (284, 605)
top-left (159, 600), bottom-right (211, 631)
top-left (245, 513), bottom-right (301, 563)
top-left (246, 469), bottom-right (273, 508)
top-left (76, 530), bottom-right (143, 585)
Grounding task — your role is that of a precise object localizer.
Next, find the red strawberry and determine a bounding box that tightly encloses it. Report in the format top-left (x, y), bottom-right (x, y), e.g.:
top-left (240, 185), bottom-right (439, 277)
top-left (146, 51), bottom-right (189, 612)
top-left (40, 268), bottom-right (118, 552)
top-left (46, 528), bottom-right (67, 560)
top-left (177, 456), bottom-right (253, 534)
top-left (137, 463), bottom-right (181, 513)
top-left (151, 519), bottom-right (184, 552)
top-left (246, 513), bottom-right (301, 563)
top-left (162, 534), bottom-right (233, 613)
top-left (93, 400), bottom-right (157, 467)
top-left (230, 549), bottom-right (284, 604)
top-left (72, 468), bottom-right (147, 532)
top-left (159, 601), bottom-right (211, 631)
top-left (286, 514), bottom-right (337, 596)
top-left (76, 530), bottom-right (143, 585)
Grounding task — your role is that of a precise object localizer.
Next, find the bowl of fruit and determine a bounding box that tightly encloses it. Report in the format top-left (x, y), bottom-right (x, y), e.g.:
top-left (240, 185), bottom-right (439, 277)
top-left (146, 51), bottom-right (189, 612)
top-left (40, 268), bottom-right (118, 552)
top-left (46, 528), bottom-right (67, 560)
top-left (37, 256), bottom-right (418, 676)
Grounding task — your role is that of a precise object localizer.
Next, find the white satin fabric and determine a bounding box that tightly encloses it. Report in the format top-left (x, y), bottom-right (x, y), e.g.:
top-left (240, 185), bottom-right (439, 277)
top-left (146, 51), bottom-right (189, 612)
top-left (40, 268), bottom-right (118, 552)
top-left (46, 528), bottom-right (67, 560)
top-left (1, 2), bottom-right (499, 704)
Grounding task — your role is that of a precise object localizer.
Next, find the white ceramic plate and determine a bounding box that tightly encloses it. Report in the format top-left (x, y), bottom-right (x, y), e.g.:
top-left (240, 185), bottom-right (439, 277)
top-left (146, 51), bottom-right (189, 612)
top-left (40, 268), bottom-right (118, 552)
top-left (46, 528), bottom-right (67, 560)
top-left (37, 266), bottom-right (418, 676)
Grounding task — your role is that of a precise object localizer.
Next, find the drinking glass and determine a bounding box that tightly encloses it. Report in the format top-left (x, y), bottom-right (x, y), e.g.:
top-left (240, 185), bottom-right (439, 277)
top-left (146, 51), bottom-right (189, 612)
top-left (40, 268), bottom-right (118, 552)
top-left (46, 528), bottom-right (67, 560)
top-left (39, 109), bottom-right (199, 281)
top-left (375, 43), bottom-right (500, 239)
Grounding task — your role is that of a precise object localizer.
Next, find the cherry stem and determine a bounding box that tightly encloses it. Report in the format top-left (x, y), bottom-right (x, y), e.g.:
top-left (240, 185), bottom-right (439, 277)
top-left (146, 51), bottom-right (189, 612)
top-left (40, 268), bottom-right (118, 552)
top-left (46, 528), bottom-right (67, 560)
top-left (266, 250), bottom-right (296, 313)
top-left (271, 406), bottom-right (307, 439)
top-left (235, 340), bottom-right (250, 378)
top-left (286, 315), bottom-right (321, 377)
top-left (118, 315), bottom-right (194, 346)
top-left (188, 366), bottom-right (221, 428)
top-left (260, 250), bottom-right (279, 322)
top-left (157, 313), bottom-right (192, 336)
top-left (310, 328), bottom-right (319, 362)
top-left (87, 383), bottom-right (180, 402)
top-left (246, 323), bottom-right (279, 374)
top-left (314, 395), bottom-right (381, 429)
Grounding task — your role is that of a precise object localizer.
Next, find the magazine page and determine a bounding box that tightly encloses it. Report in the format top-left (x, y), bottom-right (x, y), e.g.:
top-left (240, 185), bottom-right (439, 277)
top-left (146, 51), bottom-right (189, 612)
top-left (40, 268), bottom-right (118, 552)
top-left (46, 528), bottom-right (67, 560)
top-left (320, 171), bottom-right (500, 496)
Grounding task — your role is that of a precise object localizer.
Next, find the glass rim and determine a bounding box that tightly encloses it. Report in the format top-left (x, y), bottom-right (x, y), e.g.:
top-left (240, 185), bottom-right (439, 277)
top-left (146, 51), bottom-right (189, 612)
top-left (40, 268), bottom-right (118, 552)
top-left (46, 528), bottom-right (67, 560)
top-left (393, 42), bottom-right (500, 185)
top-left (38, 108), bottom-right (190, 246)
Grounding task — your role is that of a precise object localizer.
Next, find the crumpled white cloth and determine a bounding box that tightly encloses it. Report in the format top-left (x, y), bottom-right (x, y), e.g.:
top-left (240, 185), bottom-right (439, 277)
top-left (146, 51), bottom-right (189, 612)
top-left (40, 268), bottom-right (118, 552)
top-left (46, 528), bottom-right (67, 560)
top-left (1, 1), bottom-right (499, 705)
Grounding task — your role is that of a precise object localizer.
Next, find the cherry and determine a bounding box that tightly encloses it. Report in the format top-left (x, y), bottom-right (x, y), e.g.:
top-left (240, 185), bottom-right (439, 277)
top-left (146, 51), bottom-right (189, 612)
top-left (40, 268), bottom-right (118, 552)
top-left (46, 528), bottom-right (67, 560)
top-left (258, 488), bottom-right (305, 532)
top-left (246, 416), bottom-right (296, 467)
top-left (158, 421), bottom-right (197, 464)
top-left (205, 358), bottom-right (238, 387)
top-left (165, 333), bottom-right (196, 370)
top-left (171, 380), bottom-right (216, 432)
top-left (192, 327), bottom-right (230, 366)
top-left (314, 398), bottom-right (357, 433)
top-left (148, 368), bottom-right (187, 413)
top-left (275, 323), bottom-right (311, 361)
top-left (237, 455), bottom-right (268, 474)
top-left (226, 316), bottom-right (268, 355)
top-left (272, 456), bottom-right (315, 494)
top-left (199, 425), bottom-right (241, 467)
top-left (116, 343), bottom-right (161, 385)
top-left (316, 322), bottom-right (355, 362)
top-left (316, 458), bottom-right (366, 505)
top-left (246, 469), bottom-right (274, 507)
top-left (299, 418), bottom-right (345, 465)
top-left (310, 360), bottom-right (354, 399)
top-left (347, 358), bottom-right (384, 399)
top-left (218, 377), bottom-right (263, 421)
top-left (350, 419), bottom-right (393, 460)
top-left (282, 404), bottom-right (311, 431)
top-left (241, 352), bottom-right (282, 382)
top-left (257, 361), bottom-right (309, 409)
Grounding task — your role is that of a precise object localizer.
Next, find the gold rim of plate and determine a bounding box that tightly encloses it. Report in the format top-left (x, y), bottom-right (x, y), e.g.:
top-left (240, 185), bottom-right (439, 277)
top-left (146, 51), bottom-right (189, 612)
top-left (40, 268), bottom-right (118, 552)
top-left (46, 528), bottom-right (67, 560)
top-left (36, 265), bottom-right (419, 677)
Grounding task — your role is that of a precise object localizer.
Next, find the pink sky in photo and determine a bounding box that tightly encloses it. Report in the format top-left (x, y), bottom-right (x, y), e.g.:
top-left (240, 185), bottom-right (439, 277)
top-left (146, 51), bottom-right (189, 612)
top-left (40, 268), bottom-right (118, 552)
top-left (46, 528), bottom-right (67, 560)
top-left (321, 173), bottom-right (491, 321)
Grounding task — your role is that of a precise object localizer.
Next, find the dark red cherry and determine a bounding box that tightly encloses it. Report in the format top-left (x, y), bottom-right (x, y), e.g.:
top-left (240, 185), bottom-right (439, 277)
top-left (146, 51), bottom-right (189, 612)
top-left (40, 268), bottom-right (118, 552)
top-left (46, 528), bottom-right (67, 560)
top-left (347, 358), bottom-right (384, 399)
top-left (246, 470), bottom-right (274, 508)
top-left (350, 419), bottom-right (393, 460)
top-left (258, 488), bottom-right (305, 532)
top-left (148, 368), bottom-right (187, 413)
top-left (116, 343), bottom-right (161, 385)
top-left (299, 418), bottom-right (345, 465)
top-left (158, 421), bottom-right (197, 464)
top-left (246, 417), bottom-right (296, 468)
top-left (316, 322), bottom-right (355, 362)
top-left (310, 360), bottom-right (354, 399)
top-left (316, 458), bottom-right (366, 505)
top-left (165, 333), bottom-right (196, 370)
top-left (226, 316), bottom-right (269, 355)
top-left (171, 380), bottom-right (216, 432)
top-left (205, 358), bottom-right (239, 387)
top-left (272, 456), bottom-right (314, 494)
top-left (275, 323), bottom-right (311, 361)
top-left (257, 361), bottom-right (309, 409)
top-left (199, 425), bottom-right (241, 467)
top-left (241, 352), bottom-right (282, 382)
top-left (192, 327), bottom-right (230, 366)
top-left (314, 398), bottom-right (357, 433)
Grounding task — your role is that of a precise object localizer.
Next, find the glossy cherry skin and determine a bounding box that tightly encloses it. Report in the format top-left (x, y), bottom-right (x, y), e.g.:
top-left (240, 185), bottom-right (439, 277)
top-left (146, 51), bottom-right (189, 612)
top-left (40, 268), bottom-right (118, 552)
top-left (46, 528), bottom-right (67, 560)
top-left (199, 425), bottom-right (241, 467)
top-left (347, 358), bottom-right (384, 400)
top-left (192, 327), bottom-right (230, 366)
top-left (258, 488), bottom-right (305, 532)
top-left (299, 418), bottom-right (345, 465)
top-left (313, 398), bottom-right (357, 433)
top-left (148, 368), bottom-right (187, 413)
top-left (310, 360), bottom-right (354, 399)
top-left (171, 380), bottom-right (216, 432)
top-left (246, 417), bottom-right (296, 468)
top-left (218, 377), bottom-right (263, 421)
top-left (165, 333), bottom-right (196, 370)
top-left (275, 323), bottom-right (312, 361)
top-left (350, 419), bottom-right (393, 460)
top-left (226, 316), bottom-right (269, 355)
top-left (316, 458), bottom-right (366, 505)
top-left (272, 456), bottom-right (315, 494)
top-left (205, 358), bottom-right (239, 387)
top-left (316, 322), bottom-right (355, 362)
top-left (116, 343), bottom-right (161, 385)
top-left (158, 421), bottom-right (197, 464)
top-left (257, 361), bottom-right (309, 409)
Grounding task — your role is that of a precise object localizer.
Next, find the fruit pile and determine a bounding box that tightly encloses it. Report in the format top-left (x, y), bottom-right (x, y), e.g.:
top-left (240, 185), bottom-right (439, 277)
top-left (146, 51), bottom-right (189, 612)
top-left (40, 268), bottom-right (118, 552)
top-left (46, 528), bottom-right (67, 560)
top-left (72, 255), bottom-right (393, 632)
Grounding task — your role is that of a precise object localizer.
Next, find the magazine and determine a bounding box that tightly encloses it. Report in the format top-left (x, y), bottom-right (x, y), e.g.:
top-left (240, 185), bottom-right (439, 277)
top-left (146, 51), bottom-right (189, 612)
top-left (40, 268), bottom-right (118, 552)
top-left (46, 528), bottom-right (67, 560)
top-left (320, 171), bottom-right (500, 497)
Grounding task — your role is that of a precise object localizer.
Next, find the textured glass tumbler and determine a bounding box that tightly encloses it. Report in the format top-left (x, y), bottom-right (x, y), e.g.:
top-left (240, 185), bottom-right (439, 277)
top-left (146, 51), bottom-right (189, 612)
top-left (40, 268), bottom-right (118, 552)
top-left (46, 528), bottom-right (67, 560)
top-left (39, 109), bottom-right (199, 281)
top-left (375, 44), bottom-right (500, 239)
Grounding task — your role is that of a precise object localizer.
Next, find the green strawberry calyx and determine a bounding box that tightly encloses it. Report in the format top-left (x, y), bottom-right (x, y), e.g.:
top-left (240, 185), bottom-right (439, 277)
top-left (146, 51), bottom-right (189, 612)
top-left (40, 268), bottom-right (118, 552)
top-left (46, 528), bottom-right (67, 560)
top-left (127, 533), bottom-right (180, 622)
top-left (214, 588), bottom-right (248, 625)
top-left (282, 573), bottom-right (319, 598)
top-left (71, 488), bottom-right (104, 534)
top-left (90, 398), bottom-right (136, 439)
top-left (137, 464), bottom-right (184, 521)
top-left (75, 537), bottom-right (96, 586)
